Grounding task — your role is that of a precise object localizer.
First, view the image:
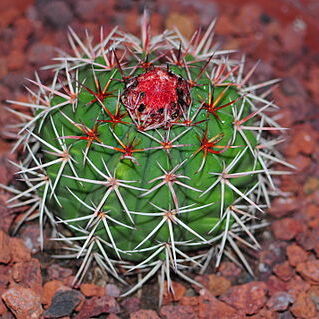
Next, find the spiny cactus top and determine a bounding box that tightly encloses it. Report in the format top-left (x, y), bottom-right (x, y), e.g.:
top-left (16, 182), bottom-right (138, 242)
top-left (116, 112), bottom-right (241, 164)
top-left (8, 15), bottom-right (291, 298)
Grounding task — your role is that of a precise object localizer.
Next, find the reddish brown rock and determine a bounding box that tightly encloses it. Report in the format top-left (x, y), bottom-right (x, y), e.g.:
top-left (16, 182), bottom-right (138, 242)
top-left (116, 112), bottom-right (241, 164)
top-left (160, 305), bottom-right (196, 319)
top-left (273, 262), bottom-right (294, 281)
top-left (296, 260), bottom-right (319, 284)
top-left (165, 12), bottom-right (196, 39)
top-left (286, 275), bottom-right (310, 299)
top-left (47, 264), bottom-right (73, 281)
top-left (266, 291), bottom-right (294, 311)
top-left (269, 197), bottom-right (299, 218)
top-left (2, 286), bottom-right (43, 319)
top-left (266, 276), bottom-right (287, 296)
top-left (163, 281), bottom-right (186, 304)
top-left (42, 280), bottom-right (68, 307)
top-left (80, 283), bottom-right (105, 297)
top-left (10, 237), bottom-right (31, 263)
top-left (198, 290), bottom-right (239, 319)
top-left (286, 244), bottom-right (308, 267)
top-left (220, 281), bottom-right (267, 315)
top-left (272, 218), bottom-right (303, 241)
top-left (74, 295), bottom-right (120, 319)
top-left (218, 261), bottom-right (242, 281)
top-left (0, 231), bottom-right (11, 264)
top-left (290, 292), bottom-right (317, 319)
top-left (196, 274), bottom-right (231, 296)
top-left (130, 309), bottom-right (160, 319)
top-left (11, 258), bottom-right (42, 294)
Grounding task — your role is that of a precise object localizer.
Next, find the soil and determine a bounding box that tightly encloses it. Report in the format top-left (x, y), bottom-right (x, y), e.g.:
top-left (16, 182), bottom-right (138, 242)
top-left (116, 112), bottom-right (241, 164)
top-left (0, 0), bottom-right (319, 318)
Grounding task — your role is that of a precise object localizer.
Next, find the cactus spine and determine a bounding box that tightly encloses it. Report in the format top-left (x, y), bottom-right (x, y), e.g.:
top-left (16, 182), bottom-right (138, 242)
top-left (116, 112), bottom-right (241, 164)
top-left (8, 15), bottom-right (291, 297)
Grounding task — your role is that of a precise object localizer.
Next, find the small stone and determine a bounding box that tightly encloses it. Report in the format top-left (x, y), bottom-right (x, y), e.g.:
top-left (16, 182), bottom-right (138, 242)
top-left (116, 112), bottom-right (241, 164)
top-left (272, 218), bottom-right (303, 241)
top-left (273, 262), bottom-right (294, 281)
top-left (0, 231), bottom-right (11, 264)
top-left (121, 297), bottom-right (140, 313)
top-left (11, 258), bottom-right (42, 294)
top-left (7, 50), bottom-right (26, 71)
top-left (198, 290), bottom-right (239, 319)
top-left (290, 292), bottom-right (317, 319)
top-left (296, 260), bottom-right (319, 283)
top-left (80, 283), bottom-right (105, 297)
top-left (44, 290), bottom-right (84, 318)
top-left (131, 309), bottom-right (160, 319)
top-left (163, 281), bottom-right (186, 304)
top-left (196, 274), bottom-right (231, 296)
top-left (307, 286), bottom-right (319, 311)
top-left (105, 284), bottom-right (121, 297)
top-left (266, 276), bottom-right (287, 296)
top-left (39, 1), bottom-right (74, 28)
top-left (2, 287), bottom-right (43, 319)
top-left (269, 197), bottom-right (299, 218)
top-left (286, 275), bottom-right (310, 299)
top-left (10, 237), bottom-right (31, 263)
top-left (160, 305), bottom-right (196, 319)
top-left (47, 264), bottom-right (73, 281)
top-left (42, 280), bottom-right (68, 307)
top-left (27, 42), bottom-right (56, 67)
top-left (266, 292), bottom-right (294, 311)
top-left (165, 12), bottom-right (196, 39)
top-left (74, 295), bottom-right (120, 319)
top-left (304, 177), bottom-right (319, 195)
top-left (220, 281), bottom-right (267, 315)
top-left (218, 261), bottom-right (242, 281)
top-left (286, 244), bottom-right (308, 267)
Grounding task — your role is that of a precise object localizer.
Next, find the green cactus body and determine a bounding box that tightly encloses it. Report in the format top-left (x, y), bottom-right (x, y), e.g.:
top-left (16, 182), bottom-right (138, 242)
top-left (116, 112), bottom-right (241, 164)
top-left (9, 17), bottom-right (288, 295)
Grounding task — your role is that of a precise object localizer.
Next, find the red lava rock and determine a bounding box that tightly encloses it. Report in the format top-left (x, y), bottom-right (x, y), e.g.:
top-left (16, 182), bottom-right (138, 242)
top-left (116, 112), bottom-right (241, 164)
top-left (160, 305), bottom-right (196, 319)
top-left (273, 262), bottom-right (294, 281)
top-left (11, 258), bottom-right (42, 294)
top-left (107, 315), bottom-right (121, 319)
top-left (74, 295), bottom-right (120, 319)
top-left (27, 42), bottom-right (56, 66)
top-left (163, 281), bottom-right (186, 304)
top-left (47, 264), bottom-right (73, 281)
top-left (18, 223), bottom-right (42, 254)
top-left (266, 291), bottom-right (294, 311)
top-left (304, 177), bottom-right (319, 195)
top-left (80, 283), bottom-right (105, 297)
top-left (121, 296), bottom-right (140, 313)
top-left (218, 261), bottom-right (242, 281)
top-left (296, 260), bottom-right (319, 284)
top-left (165, 12), bottom-right (196, 39)
top-left (10, 237), bottom-right (31, 263)
top-left (290, 291), bottom-right (317, 319)
top-left (286, 275), bottom-right (311, 299)
top-left (288, 154), bottom-right (311, 172)
top-left (42, 280), bottom-right (68, 307)
top-left (266, 275), bottom-right (287, 296)
top-left (296, 227), bottom-right (319, 251)
top-left (286, 244), bottom-right (308, 267)
top-left (304, 204), bottom-right (319, 221)
top-left (198, 290), bottom-right (239, 319)
top-left (271, 218), bottom-right (304, 241)
top-left (39, 1), bottom-right (74, 28)
top-left (307, 286), bottom-right (319, 310)
top-left (7, 50), bottom-right (26, 71)
top-left (130, 309), bottom-right (160, 319)
top-left (0, 231), bottom-right (11, 264)
top-left (220, 281), bottom-right (267, 315)
top-left (268, 197), bottom-right (299, 218)
top-left (2, 286), bottom-right (43, 319)
top-left (195, 274), bottom-right (231, 296)
top-left (105, 284), bottom-right (121, 297)
top-left (44, 290), bottom-right (84, 318)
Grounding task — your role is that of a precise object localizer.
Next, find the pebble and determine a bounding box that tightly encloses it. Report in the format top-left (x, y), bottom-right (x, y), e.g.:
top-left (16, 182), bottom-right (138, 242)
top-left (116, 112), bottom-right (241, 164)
top-left (163, 281), bottom-right (186, 304)
top-left (74, 295), bottom-right (120, 319)
top-left (290, 292), bottom-right (317, 319)
top-left (195, 274), bottom-right (231, 296)
top-left (44, 290), bottom-right (84, 318)
top-left (2, 286), bottom-right (43, 319)
top-left (272, 218), bottom-right (304, 241)
top-left (131, 309), bottom-right (160, 319)
top-left (41, 280), bottom-right (68, 307)
top-left (296, 260), bottom-right (319, 284)
top-left (219, 282), bottom-right (267, 315)
top-left (266, 292), bottom-right (294, 311)
top-left (80, 283), bottom-right (105, 297)
top-left (0, 231), bottom-right (11, 264)
top-left (286, 244), bottom-right (308, 267)
top-left (160, 305), bottom-right (196, 319)
top-left (273, 262), bottom-right (294, 281)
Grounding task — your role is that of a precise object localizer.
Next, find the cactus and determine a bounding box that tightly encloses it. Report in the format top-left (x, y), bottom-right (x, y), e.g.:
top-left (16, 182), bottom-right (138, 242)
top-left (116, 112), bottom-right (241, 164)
top-left (7, 14), bottom-right (291, 298)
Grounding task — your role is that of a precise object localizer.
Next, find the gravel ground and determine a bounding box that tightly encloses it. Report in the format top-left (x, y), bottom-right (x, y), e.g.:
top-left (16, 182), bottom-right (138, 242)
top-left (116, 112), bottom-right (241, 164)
top-left (0, 0), bottom-right (319, 318)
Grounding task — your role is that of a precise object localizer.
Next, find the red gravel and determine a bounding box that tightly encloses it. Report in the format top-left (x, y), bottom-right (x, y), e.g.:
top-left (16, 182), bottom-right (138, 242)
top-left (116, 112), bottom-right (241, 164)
top-left (0, 0), bottom-right (319, 318)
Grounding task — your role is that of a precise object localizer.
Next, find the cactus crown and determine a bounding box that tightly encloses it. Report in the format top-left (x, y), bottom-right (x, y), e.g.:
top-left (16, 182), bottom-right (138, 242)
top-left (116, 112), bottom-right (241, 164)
top-left (7, 14), bottom-right (291, 299)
